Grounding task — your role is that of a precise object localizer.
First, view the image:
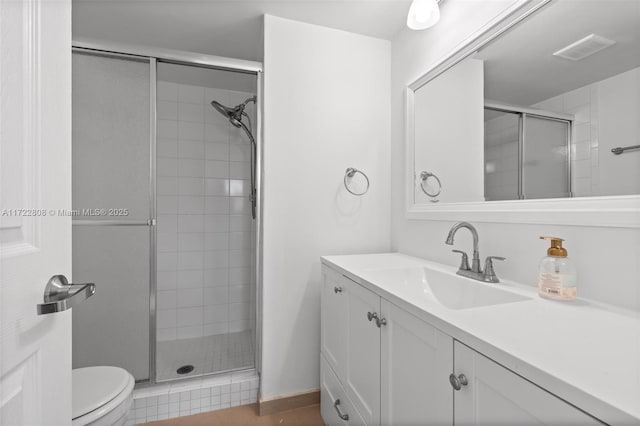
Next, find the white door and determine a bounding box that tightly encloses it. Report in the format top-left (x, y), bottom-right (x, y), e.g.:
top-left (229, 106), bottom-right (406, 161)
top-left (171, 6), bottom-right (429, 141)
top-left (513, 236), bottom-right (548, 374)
top-left (380, 300), bottom-right (453, 425)
top-left (453, 341), bottom-right (602, 425)
top-left (344, 277), bottom-right (380, 426)
top-left (1, 0), bottom-right (73, 424)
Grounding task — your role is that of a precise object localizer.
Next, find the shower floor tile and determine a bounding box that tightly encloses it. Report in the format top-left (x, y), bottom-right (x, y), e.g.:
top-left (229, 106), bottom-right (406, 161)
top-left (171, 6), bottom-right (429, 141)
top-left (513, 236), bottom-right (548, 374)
top-left (157, 330), bottom-right (254, 381)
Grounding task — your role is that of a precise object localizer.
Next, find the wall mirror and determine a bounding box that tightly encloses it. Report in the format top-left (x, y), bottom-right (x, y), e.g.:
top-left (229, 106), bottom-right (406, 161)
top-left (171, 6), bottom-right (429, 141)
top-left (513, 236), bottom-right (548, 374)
top-left (406, 0), bottom-right (640, 227)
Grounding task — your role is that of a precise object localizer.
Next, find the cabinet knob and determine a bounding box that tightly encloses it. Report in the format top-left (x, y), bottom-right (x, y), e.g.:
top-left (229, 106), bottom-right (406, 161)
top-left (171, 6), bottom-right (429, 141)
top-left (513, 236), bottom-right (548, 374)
top-left (367, 311), bottom-right (378, 322)
top-left (376, 316), bottom-right (387, 328)
top-left (333, 399), bottom-right (349, 420)
top-left (334, 286), bottom-right (343, 294)
top-left (449, 373), bottom-right (468, 391)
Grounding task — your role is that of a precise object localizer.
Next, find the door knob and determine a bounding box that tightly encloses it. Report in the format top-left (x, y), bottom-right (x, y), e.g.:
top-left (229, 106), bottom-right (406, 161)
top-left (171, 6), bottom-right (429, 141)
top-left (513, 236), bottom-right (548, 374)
top-left (36, 275), bottom-right (95, 315)
top-left (449, 373), bottom-right (468, 391)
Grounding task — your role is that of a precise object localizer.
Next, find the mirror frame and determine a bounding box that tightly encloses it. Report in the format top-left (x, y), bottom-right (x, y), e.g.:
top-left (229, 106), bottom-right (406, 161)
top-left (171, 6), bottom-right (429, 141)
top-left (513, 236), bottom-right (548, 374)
top-left (405, 0), bottom-right (640, 228)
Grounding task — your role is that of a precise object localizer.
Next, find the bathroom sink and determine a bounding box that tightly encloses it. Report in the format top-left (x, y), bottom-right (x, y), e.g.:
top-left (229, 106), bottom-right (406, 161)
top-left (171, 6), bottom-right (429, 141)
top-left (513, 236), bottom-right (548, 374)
top-left (361, 266), bottom-right (530, 310)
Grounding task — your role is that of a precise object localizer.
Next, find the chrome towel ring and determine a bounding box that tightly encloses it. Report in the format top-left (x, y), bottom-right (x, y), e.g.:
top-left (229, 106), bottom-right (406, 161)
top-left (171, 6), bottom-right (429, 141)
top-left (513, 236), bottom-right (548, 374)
top-left (420, 171), bottom-right (442, 201)
top-left (344, 167), bottom-right (370, 196)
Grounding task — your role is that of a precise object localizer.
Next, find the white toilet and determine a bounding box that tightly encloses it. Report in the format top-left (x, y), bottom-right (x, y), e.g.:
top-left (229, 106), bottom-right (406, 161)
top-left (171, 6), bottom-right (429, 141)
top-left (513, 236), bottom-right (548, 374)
top-left (72, 366), bottom-right (135, 426)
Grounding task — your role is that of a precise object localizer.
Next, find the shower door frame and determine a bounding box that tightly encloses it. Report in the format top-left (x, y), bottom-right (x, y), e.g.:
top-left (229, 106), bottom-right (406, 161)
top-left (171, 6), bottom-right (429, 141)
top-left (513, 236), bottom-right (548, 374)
top-left (72, 39), bottom-right (264, 385)
top-left (484, 101), bottom-right (574, 200)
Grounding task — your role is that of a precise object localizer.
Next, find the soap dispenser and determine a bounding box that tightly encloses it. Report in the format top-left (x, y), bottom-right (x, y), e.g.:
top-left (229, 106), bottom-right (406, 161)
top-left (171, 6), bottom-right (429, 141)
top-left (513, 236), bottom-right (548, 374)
top-left (538, 236), bottom-right (577, 300)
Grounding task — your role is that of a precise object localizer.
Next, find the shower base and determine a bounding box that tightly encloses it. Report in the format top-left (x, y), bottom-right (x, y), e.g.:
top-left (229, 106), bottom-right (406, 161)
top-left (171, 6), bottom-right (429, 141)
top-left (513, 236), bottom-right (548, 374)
top-left (156, 330), bottom-right (254, 381)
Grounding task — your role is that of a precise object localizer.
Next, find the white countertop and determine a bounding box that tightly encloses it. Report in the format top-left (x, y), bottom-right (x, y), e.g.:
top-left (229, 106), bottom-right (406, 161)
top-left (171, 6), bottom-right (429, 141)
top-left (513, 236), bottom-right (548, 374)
top-left (321, 253), bottom-right (640, 425)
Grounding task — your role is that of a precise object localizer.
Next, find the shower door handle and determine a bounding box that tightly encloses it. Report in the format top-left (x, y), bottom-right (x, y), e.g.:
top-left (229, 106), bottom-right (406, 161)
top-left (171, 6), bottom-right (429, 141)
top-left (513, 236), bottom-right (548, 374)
top-left (36, 275), bottom-right (96, 315)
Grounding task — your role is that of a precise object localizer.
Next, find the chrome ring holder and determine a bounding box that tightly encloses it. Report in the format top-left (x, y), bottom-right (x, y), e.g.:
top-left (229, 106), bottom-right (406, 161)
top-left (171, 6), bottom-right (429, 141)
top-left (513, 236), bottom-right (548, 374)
top-left (420, 171), bottom-right (442, 202)
top-left (344, 167), bottom-right (370, 196)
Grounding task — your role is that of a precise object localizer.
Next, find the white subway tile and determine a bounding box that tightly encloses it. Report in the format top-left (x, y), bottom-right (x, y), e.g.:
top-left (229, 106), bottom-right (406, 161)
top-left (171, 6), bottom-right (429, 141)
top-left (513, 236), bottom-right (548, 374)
top-left (157, 138), bottom-right (178, 158)
top-left (229, 249), bottom-right (250, 268)
top-left (177, 270), bottom-right (204, 289)
top-left (229, 144), bottom-right (250, 162)
top-left (229, 268), bottom-right (250, 286)
top-left (205, 215), bottom-right (230, 233)
top-left (205, 122), bottom-right (229, 143)
top-left (178, 177), bottom-right (205, 196)
top-left (229, 180), bottom-right (249, 197)
top-left (158, 81), bottom-right (178, 101)
top-left (205, 197), bottom-right (230, 215)
top-left (177, 251), bottom-right (204, 270)
top-left (205, 143), bottom-right (229, 161)
top-left (205, 250), bottom-right (229, 269)
top-left (157, 196), bottom-right (179, 215)
top-left (178, 84), bottom-right (204, 104)
top-left (229, 285), bottom-right (250, 304)
top-left (229, 232), bottom-right (251, 250)
top-left (178, 196), bottom-right (205, 214)
top-left (178, 159), bottom-right (205, 178)
top-left (157, 327), bottom-right (176, 341)
top-left (157, 120), bottom-right (178, 139)
top-left (179, 103), bottom-right (204, 123)
top-left (178, 121), bottom-right (204, 141)
top-left (228, 320), bottom-right (251, 333)
top-left (203, 305), bottom-right (228, 323)
top-left (205, 179), bottom-right (229, 196)
top-left (205, 268), bottom-right (229, 287)
top-left (230, 197), bottom-right (250, 215)
top-left (179, 141), bottom-right (205, 160)
top-left (157, 252), bottom-right (178, 271)
top-left (157, 232), bottom-right (178, 252)
top-left (229, 162), bottom-right (250, 180)
top-left (157, 158), bottom-right (179, 177)
top-left (177, 306), bottom-right (203, 325)
top-left (177, 325), bottom-right (203, 340)
top-left (157, 291), bottom-right (177, 309)
top-left (178, 215), bottom-right (204, 232)
top-left (204, 233), bottom-right (229, 251)
top-left (157, 213), bottom-right (178, 233)
top-left (158, 101), bottom-right (178, 120)
top-left (157, 309), bottom-right (177, 329)
top-left (205, 160), bottom-right (230, 178)
top-left (229, 215), bottom-right (250, 232)
top-left (178, 233), bottom-right (204, 252)
top-left (157, 270), bottom-right (177, 290)
top-left (157, 177), bottom-right (179, 195)
top-left (204, 286), bottom-right (228, 305)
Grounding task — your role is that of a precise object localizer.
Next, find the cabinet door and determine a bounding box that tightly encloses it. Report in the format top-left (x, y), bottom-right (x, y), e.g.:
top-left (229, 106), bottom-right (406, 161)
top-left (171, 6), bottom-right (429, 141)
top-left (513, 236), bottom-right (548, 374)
top-left (453, 341), bottom-right (602, 425)
top-left (380, 300), bottom-right (453, 425)
top-left (344, 276), bottom-right (381, 426)
top-left (321, 267), bottom-right (348, 380)
top-left (321, 354), bottom-right (367, 426)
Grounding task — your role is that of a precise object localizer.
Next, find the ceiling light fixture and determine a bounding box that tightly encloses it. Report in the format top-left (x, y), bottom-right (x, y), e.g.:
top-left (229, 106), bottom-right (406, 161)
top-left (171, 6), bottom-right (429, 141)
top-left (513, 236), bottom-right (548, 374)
top-left (407, 0), bottom-right (441, 30)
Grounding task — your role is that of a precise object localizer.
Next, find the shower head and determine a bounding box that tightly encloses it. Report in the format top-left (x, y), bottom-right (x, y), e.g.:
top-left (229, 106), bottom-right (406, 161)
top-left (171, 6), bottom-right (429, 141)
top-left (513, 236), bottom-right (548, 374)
top-left (210, 96), bottom-right (256, 128)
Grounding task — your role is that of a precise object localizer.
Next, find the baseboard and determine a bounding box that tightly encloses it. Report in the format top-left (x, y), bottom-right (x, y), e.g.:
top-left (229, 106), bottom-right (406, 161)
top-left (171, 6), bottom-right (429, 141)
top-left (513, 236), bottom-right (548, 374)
top-left (258, 389), bottom-right (320, 416)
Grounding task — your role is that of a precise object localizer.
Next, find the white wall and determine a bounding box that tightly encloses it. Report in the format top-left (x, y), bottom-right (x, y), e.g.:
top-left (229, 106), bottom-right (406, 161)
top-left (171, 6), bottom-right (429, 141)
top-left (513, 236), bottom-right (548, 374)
top-left (391, 0), bottom-right (640, 311)
top-left (414, 58), bottom-right (484, 203)
top-left (262, 15), bottom-right (391, 399)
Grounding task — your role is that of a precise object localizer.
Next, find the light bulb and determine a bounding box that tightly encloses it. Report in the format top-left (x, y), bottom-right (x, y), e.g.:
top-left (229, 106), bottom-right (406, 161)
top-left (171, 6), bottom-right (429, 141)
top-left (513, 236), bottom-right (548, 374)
top-left (407, 0), bottom-right (440, 30)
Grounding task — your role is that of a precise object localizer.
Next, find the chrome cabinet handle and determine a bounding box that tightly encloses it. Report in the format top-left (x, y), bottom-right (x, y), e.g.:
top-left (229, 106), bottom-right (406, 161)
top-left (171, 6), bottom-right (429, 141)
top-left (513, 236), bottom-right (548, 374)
top-left (449, 373), bottom-right (468, 391)
top-left (334, 286), bottom-right (343, 294)
top-left (333, 399), bottom-right (349, 420)
top-left (367, 311), bottom-right (378, 322)
top-left (36, 275), bottom-right (96, 315)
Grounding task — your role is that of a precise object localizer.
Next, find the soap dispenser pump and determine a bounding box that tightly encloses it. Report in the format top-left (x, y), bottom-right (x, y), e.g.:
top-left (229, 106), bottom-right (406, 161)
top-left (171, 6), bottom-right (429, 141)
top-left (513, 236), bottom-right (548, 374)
top-left (538, 236), bottom-right (577, 301)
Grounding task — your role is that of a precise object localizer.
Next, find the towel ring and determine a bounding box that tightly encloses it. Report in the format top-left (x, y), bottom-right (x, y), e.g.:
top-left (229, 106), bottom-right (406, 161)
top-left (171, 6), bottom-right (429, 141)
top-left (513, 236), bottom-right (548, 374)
top-left (344, 168), bottom-right (370, 196)
top-left (420, 171), bottom-right (442, 200)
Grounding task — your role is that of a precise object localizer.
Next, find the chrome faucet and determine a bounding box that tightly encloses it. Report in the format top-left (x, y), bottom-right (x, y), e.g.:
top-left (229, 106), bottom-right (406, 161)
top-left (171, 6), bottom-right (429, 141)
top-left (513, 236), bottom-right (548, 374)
top-left (445, 222), bottom-right (505, 283)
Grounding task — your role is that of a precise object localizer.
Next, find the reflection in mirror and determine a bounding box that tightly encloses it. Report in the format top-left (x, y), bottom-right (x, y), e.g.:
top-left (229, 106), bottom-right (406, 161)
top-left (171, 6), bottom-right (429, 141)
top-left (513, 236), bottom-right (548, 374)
top-left (413, 0), bottom-right (640, 204)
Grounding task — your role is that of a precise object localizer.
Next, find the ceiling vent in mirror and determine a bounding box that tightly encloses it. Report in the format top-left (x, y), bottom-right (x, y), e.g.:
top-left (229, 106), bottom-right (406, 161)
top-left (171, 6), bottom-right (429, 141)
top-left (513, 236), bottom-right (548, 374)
top-left (553, 34), bottom-right (616, 61)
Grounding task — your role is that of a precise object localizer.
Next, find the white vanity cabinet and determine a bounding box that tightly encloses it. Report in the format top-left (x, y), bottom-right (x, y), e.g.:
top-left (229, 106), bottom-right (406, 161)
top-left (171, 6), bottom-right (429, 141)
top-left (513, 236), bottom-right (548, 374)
top-left (453, 342), bottom-right (601, 425)
top-left (321, 267), bottom-right (455, 425)
top-left (321, 263), bottom-right (605, 426)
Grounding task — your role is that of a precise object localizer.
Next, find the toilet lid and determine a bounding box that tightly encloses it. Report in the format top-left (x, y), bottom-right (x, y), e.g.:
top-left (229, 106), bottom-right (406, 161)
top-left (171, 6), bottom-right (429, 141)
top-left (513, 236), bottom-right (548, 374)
top-left (72, 366), bottom-right (132, 419)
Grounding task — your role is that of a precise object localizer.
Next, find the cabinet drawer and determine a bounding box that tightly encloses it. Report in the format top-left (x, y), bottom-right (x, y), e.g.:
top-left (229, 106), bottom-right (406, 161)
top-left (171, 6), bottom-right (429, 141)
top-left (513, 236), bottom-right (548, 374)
top-left (321, 354), bottom-right (366, 426)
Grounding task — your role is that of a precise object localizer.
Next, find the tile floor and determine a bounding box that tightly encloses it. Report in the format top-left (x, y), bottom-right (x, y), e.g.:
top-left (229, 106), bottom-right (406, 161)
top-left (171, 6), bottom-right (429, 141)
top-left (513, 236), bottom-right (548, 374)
top-left (146, 403), bottom-right (324, 426)
top-left (157, 330), bottom-right (254, 381)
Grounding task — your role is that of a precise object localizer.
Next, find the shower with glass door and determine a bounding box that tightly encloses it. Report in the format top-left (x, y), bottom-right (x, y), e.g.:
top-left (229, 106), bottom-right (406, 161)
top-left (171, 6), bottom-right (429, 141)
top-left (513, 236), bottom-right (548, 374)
top-left (71, 47), bottom-right (261, 384)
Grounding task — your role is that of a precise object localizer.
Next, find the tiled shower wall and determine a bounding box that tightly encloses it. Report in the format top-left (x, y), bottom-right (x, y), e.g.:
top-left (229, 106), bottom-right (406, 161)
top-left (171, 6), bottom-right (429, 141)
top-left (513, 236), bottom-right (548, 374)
top-left (155, 81), bottom-right (255, 342)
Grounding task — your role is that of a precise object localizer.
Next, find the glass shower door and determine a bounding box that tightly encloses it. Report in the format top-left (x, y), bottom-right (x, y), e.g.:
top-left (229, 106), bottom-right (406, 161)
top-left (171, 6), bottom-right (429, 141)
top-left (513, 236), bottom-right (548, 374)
top-left (522, 115), bottom-right (571, 199)
top-left (71, 51), bottom-right (153, 381)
